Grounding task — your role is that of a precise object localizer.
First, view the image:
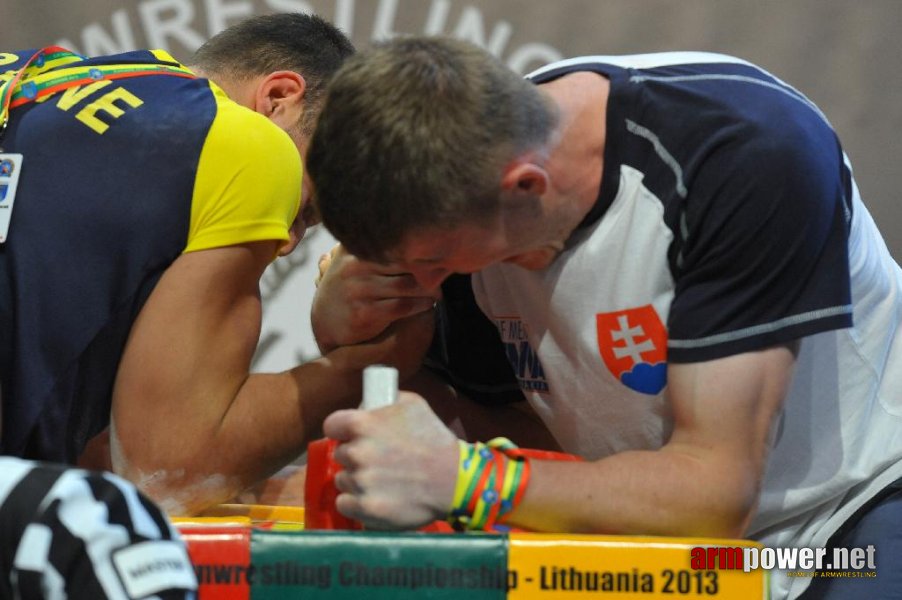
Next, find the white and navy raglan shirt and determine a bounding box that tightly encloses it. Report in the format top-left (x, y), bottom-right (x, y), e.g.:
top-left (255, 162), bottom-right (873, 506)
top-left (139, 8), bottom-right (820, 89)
top-left (0, 458), bottom-right (197, 599)
top-left (426, 52), bottom-right (902, 600)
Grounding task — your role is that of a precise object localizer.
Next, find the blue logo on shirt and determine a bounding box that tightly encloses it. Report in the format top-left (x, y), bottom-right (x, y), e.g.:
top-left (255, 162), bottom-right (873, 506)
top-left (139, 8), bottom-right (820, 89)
top-left (620, 362), bottom-right (668, 395)
top-left (496, 318), bottom-right (550, 393)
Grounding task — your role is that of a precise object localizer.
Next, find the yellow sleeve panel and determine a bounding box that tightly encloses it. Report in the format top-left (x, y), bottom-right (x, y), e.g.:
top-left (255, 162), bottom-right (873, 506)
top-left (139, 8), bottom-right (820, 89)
top-left (185, 82), bottom-right (302, 254)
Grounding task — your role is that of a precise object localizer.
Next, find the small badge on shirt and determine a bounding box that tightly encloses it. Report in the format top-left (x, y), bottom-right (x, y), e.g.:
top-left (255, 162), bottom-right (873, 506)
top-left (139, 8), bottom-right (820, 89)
top-left (112, 539), bottom-right (197, 598)
top-left (596, 305), bottom-right (668, 395)
top-left (0, 153), bottom-right (24, 243)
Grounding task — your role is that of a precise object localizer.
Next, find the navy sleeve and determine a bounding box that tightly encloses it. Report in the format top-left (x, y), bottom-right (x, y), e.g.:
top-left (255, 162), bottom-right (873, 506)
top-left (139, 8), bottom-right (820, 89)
top-left (666, 108), bottom-right (853, 362)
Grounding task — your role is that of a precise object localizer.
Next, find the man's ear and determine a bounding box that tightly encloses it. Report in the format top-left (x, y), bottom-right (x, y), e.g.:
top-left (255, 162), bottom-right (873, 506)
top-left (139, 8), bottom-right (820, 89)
top-left (253, 70), bottom-right (307, 130)
top-left (501, 159), bottom-right (549, 197)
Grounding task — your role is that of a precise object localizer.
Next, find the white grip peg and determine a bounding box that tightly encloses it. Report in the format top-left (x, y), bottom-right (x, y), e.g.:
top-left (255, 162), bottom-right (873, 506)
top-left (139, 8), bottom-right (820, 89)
top-left (361, 365), bottom-right (399, 410)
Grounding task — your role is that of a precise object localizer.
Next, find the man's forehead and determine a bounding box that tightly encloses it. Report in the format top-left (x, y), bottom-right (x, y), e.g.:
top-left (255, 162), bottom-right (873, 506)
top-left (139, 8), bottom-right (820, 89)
top-left (383, 235), bottom-right (451, 266)
top-left (385, 222), bottom-right (511, 272)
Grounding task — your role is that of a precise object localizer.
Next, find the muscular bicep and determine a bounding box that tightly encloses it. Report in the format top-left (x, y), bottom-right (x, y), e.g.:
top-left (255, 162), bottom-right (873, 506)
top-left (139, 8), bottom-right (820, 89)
top-left (663, 343), bottom-right (798, 523)
top-left (110, 242), bottom-right (277, 477)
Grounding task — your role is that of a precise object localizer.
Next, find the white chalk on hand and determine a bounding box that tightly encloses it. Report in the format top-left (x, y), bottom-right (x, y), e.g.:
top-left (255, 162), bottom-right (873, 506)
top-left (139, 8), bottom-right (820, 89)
top-left (361, 365), bottom-right (399, 410)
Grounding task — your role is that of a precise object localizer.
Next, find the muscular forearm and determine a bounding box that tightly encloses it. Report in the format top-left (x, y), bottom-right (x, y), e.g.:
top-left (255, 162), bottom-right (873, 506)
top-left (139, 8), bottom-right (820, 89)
top-left (325, 347), bottom-right (788, 536)
top-left (118, 311), bottom-right (435, 516)
top-left (506, 446), bottom-right (759, 538)
top-left (115, 349), bottom-right (366, 516)
top-left (507, 347), bottom-right (792, 538)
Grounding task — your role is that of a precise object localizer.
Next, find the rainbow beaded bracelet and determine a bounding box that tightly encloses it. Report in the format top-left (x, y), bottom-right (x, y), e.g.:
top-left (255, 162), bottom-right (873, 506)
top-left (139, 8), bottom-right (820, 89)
top-left (448, 437), bottom-right (532, 531)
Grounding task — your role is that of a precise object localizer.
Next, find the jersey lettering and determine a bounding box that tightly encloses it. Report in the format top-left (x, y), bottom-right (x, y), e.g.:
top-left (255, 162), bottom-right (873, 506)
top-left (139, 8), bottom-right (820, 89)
top-left (75, 87), bottom-right (143, 134)
top-left (497, 317), bottom-right (550, 393)
top-left (55, 81), bottom-right (113, 111)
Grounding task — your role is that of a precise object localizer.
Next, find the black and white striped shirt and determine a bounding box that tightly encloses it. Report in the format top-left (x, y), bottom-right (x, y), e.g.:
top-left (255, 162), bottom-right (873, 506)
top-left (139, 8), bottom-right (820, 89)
top-left (0, 458), bottom-right (197, 599)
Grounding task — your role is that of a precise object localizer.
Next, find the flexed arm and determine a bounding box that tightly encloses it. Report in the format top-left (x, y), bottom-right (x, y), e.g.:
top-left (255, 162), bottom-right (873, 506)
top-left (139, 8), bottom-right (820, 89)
top-left (324, 344), bottom-right (795, 537)
top-left (110, 240), bottom-right (434, 515)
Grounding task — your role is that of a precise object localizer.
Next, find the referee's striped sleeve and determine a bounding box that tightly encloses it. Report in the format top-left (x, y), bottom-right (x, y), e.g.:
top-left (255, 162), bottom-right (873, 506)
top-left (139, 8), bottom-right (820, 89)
top-left (0, 457), bottom-right (197, 600)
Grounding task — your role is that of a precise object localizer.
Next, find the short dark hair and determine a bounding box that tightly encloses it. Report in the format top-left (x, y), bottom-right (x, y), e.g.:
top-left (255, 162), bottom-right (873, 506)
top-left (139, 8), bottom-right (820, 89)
top-left (307, 36), bottom-right (556, 262)
top-left (191, 13), bottom-right (355, 134)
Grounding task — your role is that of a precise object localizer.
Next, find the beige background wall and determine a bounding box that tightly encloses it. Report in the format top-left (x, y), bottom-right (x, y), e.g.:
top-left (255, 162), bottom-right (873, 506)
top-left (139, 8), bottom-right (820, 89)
top-left (3, 0), bottom-right (900, 369)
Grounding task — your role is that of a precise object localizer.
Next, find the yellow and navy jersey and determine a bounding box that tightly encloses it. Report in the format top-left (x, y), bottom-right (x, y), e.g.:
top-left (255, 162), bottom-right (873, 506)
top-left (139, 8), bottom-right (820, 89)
top-left (0, 48), bottom-right (301, 462)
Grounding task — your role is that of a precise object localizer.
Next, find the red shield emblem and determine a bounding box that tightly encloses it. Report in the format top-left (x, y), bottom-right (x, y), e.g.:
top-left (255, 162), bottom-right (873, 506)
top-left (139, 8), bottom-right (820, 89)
top-left (596, 305), bottom-right (668, 395)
